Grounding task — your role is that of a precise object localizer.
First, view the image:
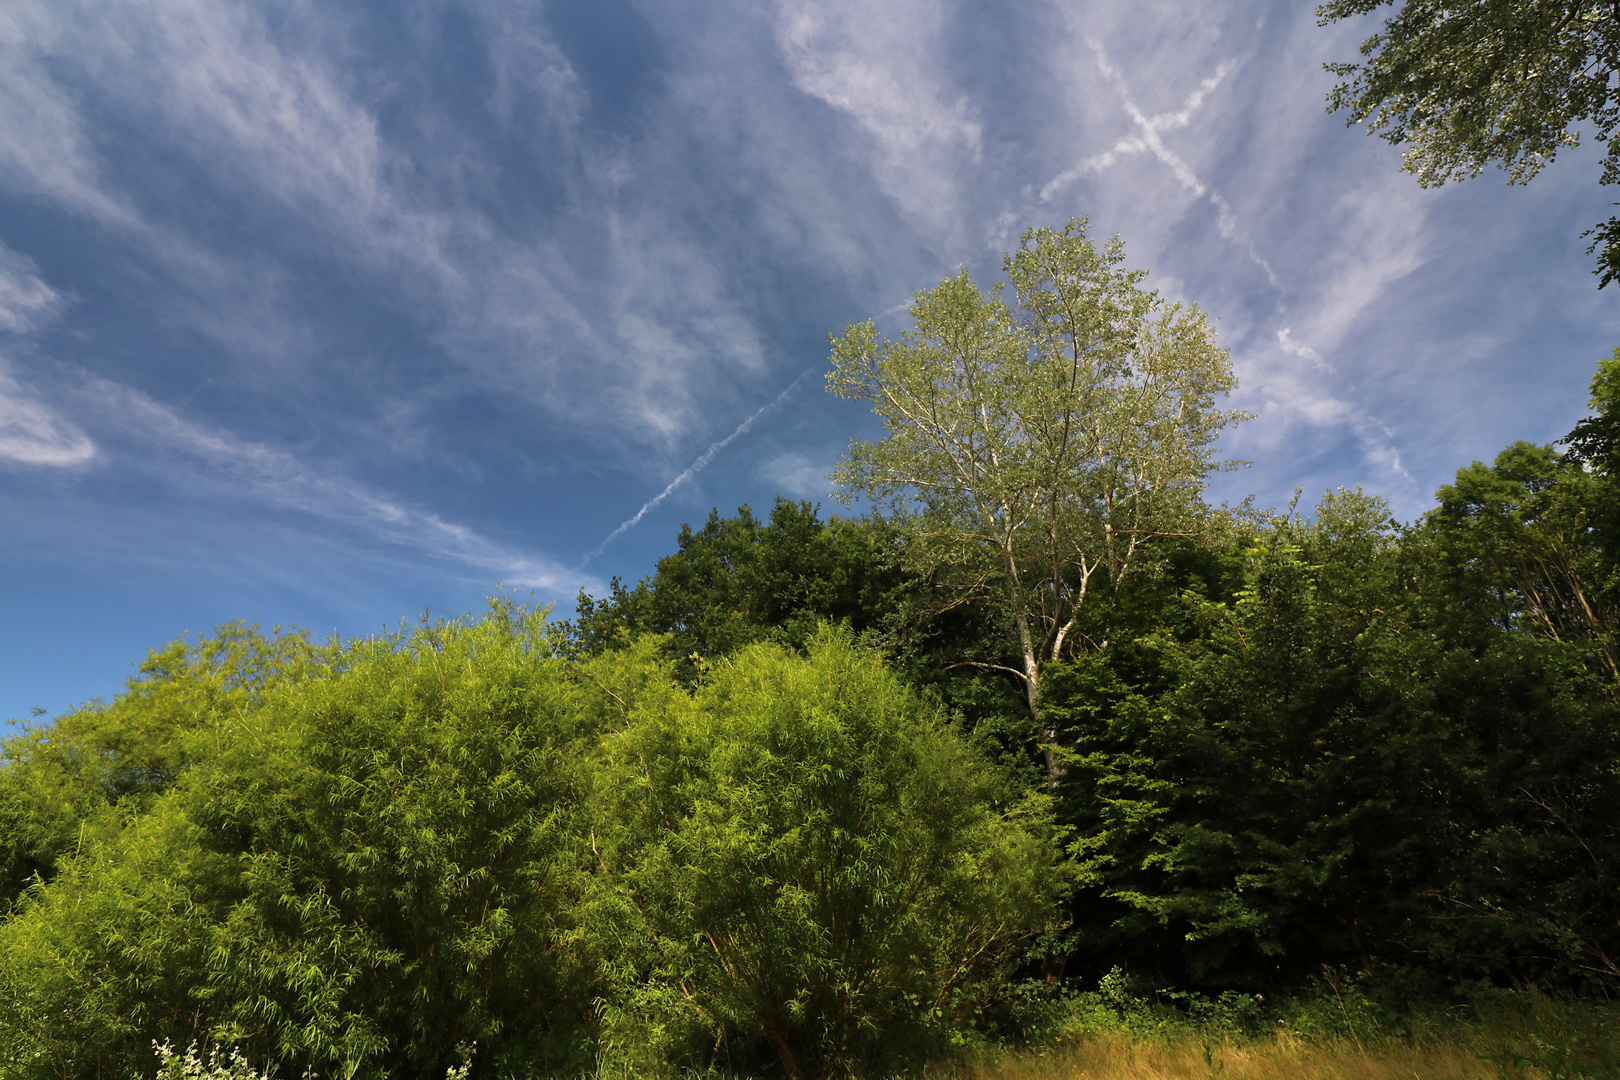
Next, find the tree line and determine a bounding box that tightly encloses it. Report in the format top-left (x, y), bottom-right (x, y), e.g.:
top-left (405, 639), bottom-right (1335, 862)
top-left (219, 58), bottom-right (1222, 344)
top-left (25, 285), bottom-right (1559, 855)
top-left (572, 415), bottom-right (1620, 1002)
top-left (1, 218), bottom-right (1618, 1078)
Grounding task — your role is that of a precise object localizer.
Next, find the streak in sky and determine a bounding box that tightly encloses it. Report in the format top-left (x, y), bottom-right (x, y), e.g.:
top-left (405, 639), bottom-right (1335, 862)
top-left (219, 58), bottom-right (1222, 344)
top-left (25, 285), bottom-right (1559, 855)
top-left (578, 368), bottom-right (815, 567)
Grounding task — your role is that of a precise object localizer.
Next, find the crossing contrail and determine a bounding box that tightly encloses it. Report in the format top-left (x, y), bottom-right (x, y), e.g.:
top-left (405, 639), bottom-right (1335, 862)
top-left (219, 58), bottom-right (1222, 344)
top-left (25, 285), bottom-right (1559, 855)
top-left (578, 368), bottom-right (814, 567)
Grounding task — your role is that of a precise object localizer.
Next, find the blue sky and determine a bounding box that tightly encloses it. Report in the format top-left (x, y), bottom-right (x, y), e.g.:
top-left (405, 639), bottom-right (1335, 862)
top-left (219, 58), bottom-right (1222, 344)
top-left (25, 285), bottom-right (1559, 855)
top-left (2, 0), bottom-right (1616, 723)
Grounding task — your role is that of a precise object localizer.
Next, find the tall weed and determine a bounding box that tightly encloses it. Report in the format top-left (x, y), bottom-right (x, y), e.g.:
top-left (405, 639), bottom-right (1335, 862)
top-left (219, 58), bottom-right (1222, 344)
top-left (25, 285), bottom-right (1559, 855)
top-left (1476, 987), bottom-right (1619, 1080)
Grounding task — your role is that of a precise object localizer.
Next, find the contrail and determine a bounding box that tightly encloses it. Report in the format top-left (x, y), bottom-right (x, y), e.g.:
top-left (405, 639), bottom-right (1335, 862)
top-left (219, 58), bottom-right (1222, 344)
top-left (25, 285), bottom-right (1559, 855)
top-left (578, 368), bottom-right (814, 567)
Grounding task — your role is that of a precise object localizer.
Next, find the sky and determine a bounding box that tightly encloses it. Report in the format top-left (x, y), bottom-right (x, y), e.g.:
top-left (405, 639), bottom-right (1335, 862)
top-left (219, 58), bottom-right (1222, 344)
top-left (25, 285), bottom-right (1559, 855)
top-left (2, 0), bottom-right (1617, 723)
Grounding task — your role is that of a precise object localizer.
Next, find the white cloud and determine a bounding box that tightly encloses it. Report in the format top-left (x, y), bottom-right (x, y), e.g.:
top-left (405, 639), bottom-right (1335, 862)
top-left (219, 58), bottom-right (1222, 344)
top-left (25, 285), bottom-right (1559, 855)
top-left (0, 4), bottom-right (138, 226)
top-left (775, 0), bottom-right (980, 154)
top-left (1040, 52), bottom-right (1233, 202)
top-left (1297, 180), bottom-right (1430, 349)
top-left (1276, 327), bottom-right (1329, 371)
top-left (1041, 40), bottom-right (1287, 291)
top-left (0, 374), bottom-right (94, 466)
top-left (581, 368), bottom-right (814, 564)
top-left (1025, 15), bottom-right (1433, 499)
top-left (0, 241), bottom-right (92, 467)
top-left (74, 377), bottom-right (594, 593)
top-left (772, 0), bottom-right (982, 236)
top-left (0, 0), bottom-right (1586, 537)
top-left (758, 450), bottom-right (833, 500)
top-left (0, 0), bottom-right (806, 460)
top-left (0, 241), bottom-right (66, 334)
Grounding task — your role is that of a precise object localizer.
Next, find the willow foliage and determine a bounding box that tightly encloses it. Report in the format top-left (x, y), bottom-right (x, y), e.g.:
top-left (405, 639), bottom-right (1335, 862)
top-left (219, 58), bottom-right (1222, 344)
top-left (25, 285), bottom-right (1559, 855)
top-left (0, 604), bottom-right (606, 1080)
top-left (0, 613), bottom-right (1061, 1080)
top-left (585, 630), bottom-right (1065, 1079)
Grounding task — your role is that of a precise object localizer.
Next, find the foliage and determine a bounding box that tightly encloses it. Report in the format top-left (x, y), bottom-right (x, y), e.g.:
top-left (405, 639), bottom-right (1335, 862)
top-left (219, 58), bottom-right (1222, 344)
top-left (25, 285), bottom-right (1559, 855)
top-left (1420, 448), bottom-right (1620, 990)
top-left (1477, 987), bottom-right (1620, 1079)
top-left (960, 987), bottom-right (1619, 1080)
top-left (151, 1042), bottom-right (278, 1080)
top-left (1563, 346), bottom-right (1620, 473)
top-left (569, 498), bottom-right (910, 679)
top-left (0, 603), bottom-right (605, 1080)
top-left (6, 299), bottom-right (1620, 1075)
top-left (1430, 439), bottom-right (1620, 680)
top-left (1053, 486), bottom-right (1620, 992)
top-left (959, 1032), bottom-right (1488, 1080)
top-left (148, 1039), bottom-right (478, 1080)
top-left (1058, 490), bottom-right (1450, 986)
top-left (585, 629), bottom-right (1065, 1078)
top-left (0, 623), bottom-right (320, 909)
top-left (1318, 0), bottom-right (1620, 285)
top-left (570, 499), bottom-right (1047, 793)
top-left (0, 614), bottom-right (1068, 1080)
top-left (826, 217), bottom-right (1246, 783)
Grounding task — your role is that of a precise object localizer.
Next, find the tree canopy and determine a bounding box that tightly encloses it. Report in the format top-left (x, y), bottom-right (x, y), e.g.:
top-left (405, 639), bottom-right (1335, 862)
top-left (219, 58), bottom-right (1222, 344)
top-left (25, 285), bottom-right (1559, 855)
top-left (1319, 0), bottom-right (1620, 284)
top-left (826, 217), bottom-right (1246, 783)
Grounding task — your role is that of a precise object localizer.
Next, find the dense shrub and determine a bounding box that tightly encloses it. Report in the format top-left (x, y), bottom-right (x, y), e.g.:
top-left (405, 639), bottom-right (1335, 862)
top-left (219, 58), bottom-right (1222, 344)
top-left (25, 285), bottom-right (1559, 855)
top-left (0, 624), bottom-right (320, 908)
top-left (586, 630), bottom-right (1064, 1078)
top-left (0, 604), bottom-right (605, 1080)
top-left (0, 615), bottom-right (1061, 1080)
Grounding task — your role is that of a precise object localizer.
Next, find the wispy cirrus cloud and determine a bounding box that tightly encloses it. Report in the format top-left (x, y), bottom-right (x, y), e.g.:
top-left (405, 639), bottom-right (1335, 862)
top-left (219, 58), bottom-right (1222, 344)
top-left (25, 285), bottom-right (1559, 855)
top-left (1276, 327), bottom-right (1329, 371)
top-left (0, 241), bottom-right (93, 467)
top-left (1042, 40), bottom-right (1284, 288)
top-left (68, 375), bottom-right (595, 593)
top-left (1040, 51), bottom-right (1233, 204)
top-left (0, 378), bottom-right (95, 468)
top-left (581, 368), bottom-right (814, 566)
top-left (0, 0), bottom-right (1595, 567)
top-left (758, 449), bottom-right (835, 501)
top-left (0, 0), bottom-right (786, 458)
top-left (772, 0), bottom-right (983, 238)
top-left (0, 241), bottom-right (67, 335)
top-left (1032, 27), bottom-right (1425, 498)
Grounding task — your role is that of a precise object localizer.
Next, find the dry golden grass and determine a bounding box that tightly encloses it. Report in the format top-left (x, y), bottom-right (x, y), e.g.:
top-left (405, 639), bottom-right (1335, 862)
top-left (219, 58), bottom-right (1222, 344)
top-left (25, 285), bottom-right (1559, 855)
top-left (947, 1032), bottom-right (1493, 1080)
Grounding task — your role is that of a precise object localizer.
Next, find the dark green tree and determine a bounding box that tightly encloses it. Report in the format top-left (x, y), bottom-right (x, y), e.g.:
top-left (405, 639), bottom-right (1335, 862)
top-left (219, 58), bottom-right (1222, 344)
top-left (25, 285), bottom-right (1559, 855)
top-left (570, 498), bottom-right (909, 674)
top-left (1057, 490), bottom-right (1459, 987)
top-left (1053, 477), bottom-right (1620, 993)
top-left (570, 498), bottom-right (1043, 786)
top-left (1431, 439), bottom-right (1620, 680)
top-left (1419, 418), bottom-right (1620, 989)
top-left (1563, 346), bottom-right (1620, 471)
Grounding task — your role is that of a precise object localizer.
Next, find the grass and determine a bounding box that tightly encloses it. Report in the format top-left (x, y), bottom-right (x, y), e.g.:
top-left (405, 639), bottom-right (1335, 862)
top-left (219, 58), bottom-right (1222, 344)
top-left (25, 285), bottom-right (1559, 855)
top-left (948, 1032), bottom-right (1493, 1080)
top-left (921, 979), bottom-right (1620, 1080)
top-left (138, 983), bottom-right (1620, 1080)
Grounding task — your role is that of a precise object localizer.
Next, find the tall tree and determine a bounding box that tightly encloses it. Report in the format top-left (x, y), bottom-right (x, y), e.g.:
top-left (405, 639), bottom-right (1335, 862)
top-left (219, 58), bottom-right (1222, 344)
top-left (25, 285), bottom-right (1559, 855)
top-left (826, 218), bottom-right (1247, 785)
top-left (1056, 487), bottom-right (1620, 992)
top-left (1318, 0), bottom-right (1620, 285)
top-left (1433, 440), bottom-right (1620, 681)
top-left (1563, 345), bottom-right (1620, 471)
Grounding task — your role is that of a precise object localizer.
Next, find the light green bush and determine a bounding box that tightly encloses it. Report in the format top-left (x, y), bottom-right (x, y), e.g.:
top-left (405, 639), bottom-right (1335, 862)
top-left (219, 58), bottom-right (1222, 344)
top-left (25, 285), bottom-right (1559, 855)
top-left (0, 624), bottom-right (321, 909)
top-left (0, 603), bottom-right (606, 1080)
top-left (586, 628), bottom-right (1064, 1078)
top-left (0, 614), bottom-right (1060, 1080)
